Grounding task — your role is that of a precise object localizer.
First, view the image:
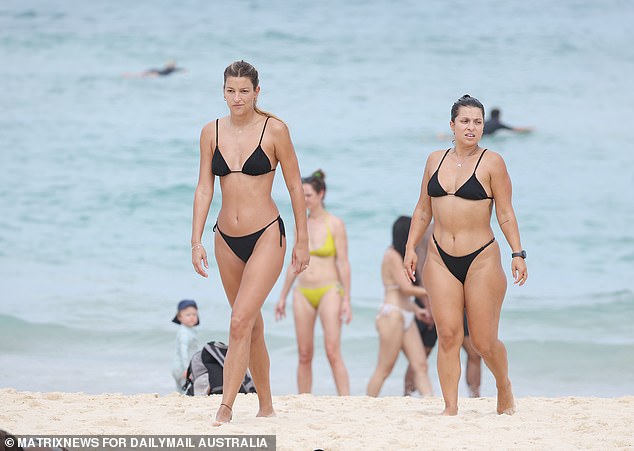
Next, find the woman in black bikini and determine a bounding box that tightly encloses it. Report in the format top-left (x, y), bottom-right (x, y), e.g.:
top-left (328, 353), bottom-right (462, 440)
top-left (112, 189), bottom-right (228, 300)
top-left (404, 95), bottom-right (527, 416)
top-left (191, 60), bottom-right (309, 425)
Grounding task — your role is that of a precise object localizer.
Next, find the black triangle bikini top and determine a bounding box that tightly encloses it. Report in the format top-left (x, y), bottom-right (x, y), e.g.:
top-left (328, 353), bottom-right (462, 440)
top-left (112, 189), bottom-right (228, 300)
top-left (427, 148), bottom-right (493, 201)
top-left (211, 117), bottom-right (275, 177)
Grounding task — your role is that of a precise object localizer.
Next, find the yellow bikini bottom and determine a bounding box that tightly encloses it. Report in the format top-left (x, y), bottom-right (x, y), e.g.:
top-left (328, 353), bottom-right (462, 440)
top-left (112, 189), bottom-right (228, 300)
top-left (298, 283), bottom-right (344, 309)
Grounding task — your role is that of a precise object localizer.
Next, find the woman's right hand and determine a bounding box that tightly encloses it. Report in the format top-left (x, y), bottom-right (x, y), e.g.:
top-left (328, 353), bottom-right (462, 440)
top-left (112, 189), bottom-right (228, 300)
top-left (403, 247), bottom-right (418, 282)
top-left (192, 244), bottom-right (208, 278)
top-left (275, 299), bottom-right (286, 321)
top-left (416, 306), bottom-right (434, 325)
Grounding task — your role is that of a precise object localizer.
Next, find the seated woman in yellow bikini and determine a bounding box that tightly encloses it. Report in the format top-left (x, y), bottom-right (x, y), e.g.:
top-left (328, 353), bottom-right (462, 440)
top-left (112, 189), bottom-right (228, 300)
top-left (275, 169), bottom-right (351, 395)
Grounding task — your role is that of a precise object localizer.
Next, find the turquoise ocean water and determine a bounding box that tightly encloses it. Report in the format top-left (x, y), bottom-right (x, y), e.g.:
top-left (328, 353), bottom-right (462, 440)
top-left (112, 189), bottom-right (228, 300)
top-left (1, 0), bottom-right (633, 398)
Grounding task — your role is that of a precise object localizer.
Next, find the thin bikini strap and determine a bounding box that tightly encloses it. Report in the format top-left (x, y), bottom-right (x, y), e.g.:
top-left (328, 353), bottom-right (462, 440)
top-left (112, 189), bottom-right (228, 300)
top-left (436, 148), bottom-right (451, 170)
top-left (262, 215), bottom-right (283, 247)
top-left (473, 149), bottom-right (487, 173)
top-left (277, 216), bottom-right (284, 247)
top-left (215, 119), bottom-right (219, 149)
top-left (258, 117), bottom-right (270, 146)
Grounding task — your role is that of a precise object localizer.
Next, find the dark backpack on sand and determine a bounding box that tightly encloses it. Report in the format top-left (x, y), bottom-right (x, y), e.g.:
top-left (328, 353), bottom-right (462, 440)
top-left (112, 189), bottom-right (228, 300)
top-left (183, 341), bottom-right (256, 396)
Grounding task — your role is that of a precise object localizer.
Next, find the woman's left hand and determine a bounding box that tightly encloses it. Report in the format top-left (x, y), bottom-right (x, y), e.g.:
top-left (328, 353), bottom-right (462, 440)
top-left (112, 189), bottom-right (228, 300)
top-left (340, 299), bottom-right (352, 324)
top-left (291, 242), bottom-right (310, 274)
top-left (512, 257), bottom-right (528, 286)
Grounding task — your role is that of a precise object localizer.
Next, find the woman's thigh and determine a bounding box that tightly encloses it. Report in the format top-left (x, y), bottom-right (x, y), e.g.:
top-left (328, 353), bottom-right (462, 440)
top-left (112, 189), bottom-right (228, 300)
top-left (318, 287), bottom-right (343, 348)
top-left (423, 253), bottom-right (466, 337)
top-left (464, 244), bottom-right (507, 344)
top-left (401, 324), bottom-right (428, 367)
top-left (214, 232), bottom-right (246, 307)
top-left (231, 224), bottom-right (286, 320)
top-left (293, 289), bottom-right (318, 352)
top-left (374, 313), bottom-right (404, 368)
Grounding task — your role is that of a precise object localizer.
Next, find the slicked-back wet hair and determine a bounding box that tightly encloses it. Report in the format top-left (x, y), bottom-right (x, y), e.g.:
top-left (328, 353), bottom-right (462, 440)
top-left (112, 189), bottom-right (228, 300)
top-left (450, 94), bottom-right (485, 122)
top-left (223, 60), bottom-right (280, 120)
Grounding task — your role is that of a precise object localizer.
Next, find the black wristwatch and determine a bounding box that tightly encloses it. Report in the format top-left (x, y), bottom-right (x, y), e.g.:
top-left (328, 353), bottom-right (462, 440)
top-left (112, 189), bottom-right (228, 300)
top-left (512, 250), bottom-right (527, 259)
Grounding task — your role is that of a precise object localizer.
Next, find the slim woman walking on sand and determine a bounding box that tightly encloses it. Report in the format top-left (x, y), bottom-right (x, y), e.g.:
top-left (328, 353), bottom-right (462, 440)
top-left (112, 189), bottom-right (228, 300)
top-left (275, 170), bottom-right (352, 395)
top-left (404, 95), bottom-right (527, 415)
top-left (367, 216), bottom-right (434, 398)
top-left (191, 60), bottom-right (309, 425)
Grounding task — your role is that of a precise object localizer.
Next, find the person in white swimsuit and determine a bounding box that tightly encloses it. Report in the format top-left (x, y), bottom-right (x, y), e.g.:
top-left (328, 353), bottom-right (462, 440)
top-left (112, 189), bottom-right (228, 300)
top-left (366, 216), bottom-right (434, 397)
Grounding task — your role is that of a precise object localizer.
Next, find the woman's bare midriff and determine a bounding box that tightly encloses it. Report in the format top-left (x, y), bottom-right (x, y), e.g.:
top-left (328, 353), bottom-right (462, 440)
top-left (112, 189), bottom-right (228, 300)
top-left (297, 255), bottom-right (339, 288)
top-left (431, 196), bottom-right (495, 255)
top-left (216, 174), bottom-right (278, 235)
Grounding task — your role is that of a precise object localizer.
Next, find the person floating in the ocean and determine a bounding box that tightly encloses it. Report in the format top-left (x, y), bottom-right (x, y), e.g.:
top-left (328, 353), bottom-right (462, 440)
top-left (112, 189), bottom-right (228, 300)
top-left (123, 60), bottom-right (186, 78)
top-left (483, 108), bottom-right (533, 135)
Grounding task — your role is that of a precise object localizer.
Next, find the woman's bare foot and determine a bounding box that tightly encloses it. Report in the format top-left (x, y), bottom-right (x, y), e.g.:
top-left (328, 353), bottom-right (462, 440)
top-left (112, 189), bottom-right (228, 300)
top-left (497, 381), bottom-right (515, 415)
top-left (441, 405), bottom-right (458, 416)
top-left (212, 403), bottom-right (232, 427)
top-left (256, 406), bottom-right (276, 418)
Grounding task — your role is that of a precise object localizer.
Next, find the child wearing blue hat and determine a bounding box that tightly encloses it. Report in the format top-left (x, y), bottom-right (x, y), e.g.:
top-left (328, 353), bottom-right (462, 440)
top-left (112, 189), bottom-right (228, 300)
top-left (171, 299), bottom-right (200, 392)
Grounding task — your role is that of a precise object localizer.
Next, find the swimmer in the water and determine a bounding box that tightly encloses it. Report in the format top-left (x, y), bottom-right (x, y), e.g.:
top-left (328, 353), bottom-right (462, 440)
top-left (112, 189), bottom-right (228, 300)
top-left (123, 60), bottom-right (186, 78)
top-left (483, 108), bottom-right (533, 135)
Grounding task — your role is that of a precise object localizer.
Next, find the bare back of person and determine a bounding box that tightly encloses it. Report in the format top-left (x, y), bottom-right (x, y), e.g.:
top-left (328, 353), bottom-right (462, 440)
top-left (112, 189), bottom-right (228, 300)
top-left (382, 248), bottom-right (417, 311)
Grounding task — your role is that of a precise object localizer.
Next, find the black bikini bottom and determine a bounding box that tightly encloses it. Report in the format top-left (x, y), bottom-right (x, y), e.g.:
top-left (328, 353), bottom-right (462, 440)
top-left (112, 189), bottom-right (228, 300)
top-left (432, 235), bottom-right (495, 284)
top-left (214, 215), bottom-right (285, 263)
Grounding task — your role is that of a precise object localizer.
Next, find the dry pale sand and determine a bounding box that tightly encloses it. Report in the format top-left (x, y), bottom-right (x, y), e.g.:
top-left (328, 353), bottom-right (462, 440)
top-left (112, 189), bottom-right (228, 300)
top-left (1, 389), bottom-right (633, 450)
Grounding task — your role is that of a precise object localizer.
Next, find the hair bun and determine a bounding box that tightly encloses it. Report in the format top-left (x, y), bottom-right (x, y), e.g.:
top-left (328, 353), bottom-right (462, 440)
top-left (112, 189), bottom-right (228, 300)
top-left (312, 169), bottom-right (326, 181)
top-left (460, 94), bottom-right (471, 100)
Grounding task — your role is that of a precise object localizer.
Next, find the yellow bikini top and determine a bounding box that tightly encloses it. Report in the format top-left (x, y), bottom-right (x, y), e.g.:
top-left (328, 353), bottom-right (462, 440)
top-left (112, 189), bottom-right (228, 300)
top-left (310, 224), bottom-right (336, 257)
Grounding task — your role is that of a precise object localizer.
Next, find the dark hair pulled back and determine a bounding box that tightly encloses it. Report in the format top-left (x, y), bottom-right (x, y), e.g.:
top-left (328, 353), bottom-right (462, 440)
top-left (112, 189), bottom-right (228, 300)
top-left (392, 216), bottom-right (411, 259)
top-left (301, 169), bottom-right (327, 199)
top-left (450, 94), bottom-right (485, 122)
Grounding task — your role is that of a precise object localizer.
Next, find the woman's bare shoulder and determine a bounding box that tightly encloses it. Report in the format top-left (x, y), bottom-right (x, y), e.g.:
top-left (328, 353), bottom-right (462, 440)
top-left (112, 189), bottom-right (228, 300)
top-left (201, 116), bottom-right (228, 135)
top-left (483, 148), bottom-right (503, 160)
top-left (327, 213), bottom-right (346, 229)
top-left (384, 247), bottom-right (401, 264)
top-left (200, 120), bottom-right (215, 134)
top-left (427, 148), bottom-right (450, 164)
top-left (482, 149), bottom-right (507, 171)
top-left (199, 121), bottom-right (217, 148)
top-left (266, 116), bottom-right (289, 134)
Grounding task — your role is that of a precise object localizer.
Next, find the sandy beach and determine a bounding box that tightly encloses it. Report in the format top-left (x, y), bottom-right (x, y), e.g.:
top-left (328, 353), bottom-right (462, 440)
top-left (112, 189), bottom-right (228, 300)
top-left (1, 389), bottom-right (632, 450)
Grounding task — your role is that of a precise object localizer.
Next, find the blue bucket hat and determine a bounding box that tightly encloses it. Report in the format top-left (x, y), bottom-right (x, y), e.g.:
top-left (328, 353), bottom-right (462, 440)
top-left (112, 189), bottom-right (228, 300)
top-left (172, 299), bottom-right (199, 325)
